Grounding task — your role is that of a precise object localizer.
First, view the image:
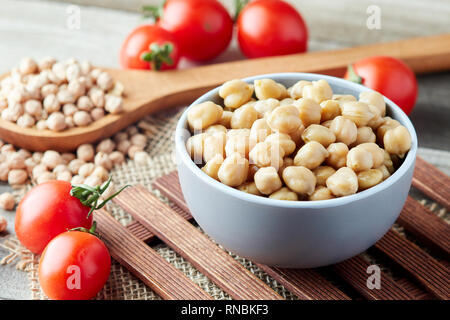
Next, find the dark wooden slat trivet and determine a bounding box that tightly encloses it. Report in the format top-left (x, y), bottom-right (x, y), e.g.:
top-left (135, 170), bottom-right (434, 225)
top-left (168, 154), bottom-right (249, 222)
top-left (153, 173), bottom-right (350, 300)
top-left (397, 196), bottom-right (450, 258)
top-left (413, 156), bottom-right (450, 210)
top-left (374, 230), bottom-right (450, 299)
top-left (333, 256), bottom-right (415, 300)
top-left (256, 264), bottom-right (350, 300)
top-left (94, 209), bottom-right (212, 300)
top-left (113, 186), bottom-right (283, 300)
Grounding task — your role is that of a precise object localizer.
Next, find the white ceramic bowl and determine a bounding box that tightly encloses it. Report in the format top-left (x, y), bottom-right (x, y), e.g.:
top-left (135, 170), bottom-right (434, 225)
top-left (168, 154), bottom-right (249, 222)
top-left (175, 73), bottom-right (417, 268)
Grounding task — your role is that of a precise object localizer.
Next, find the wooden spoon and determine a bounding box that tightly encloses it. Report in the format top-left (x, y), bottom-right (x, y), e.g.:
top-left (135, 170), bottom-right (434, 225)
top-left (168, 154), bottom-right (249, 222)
top-left (1, 34), bottom-right (450, 152)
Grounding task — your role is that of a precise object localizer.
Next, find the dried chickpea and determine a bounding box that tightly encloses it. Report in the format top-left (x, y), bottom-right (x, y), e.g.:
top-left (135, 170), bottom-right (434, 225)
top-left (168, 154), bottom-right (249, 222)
top-left (42, 150), bottom-right (62, 169)
top-left (32, 164), bottom-right (48, 179)
top-left (352, 126), bottom-right (376, 146)
top-left (53, 164), bottom-right (68, 174)
top-left (77, 144), bottom-right (95, 162)
top-left (265, 132), bottom-right (296, 156)
top-left (0, 163), bottom-right (8, 181)
top-left (57, 89), bottom-right (76, 104)
top-left (202, 154), bottom-right (223, 180)
top-left (19, 57), bottom-right (38, 75)
top-left (218, 153), bottom-right (249, 187)
top-left (359, 91), bottom-right (386, 117)
top-left (78, 163), bottom-right (95, 178)
top-left (0, 216), bottom-right (6, 233)
top-left (91, 108), bottom-right (105, 121)
top-left (203, 132), bottom-right (226, 162)
top-left (109, 151), bottom-right (125, 166)
top-left (320, 100), bottom-right (341, 122)
top-left (254, 98), bottom-right (280, 116)
top-left (269, 187), bottom-right (298, 201)
top-left (340, 101), bottom-right (373, 127)
top-left (8, 169), bottom-right (28, 185)
top-left (383, 126), bottom-right (411, 157)
top-left (46, 112), bottom-right (66, 131)
top-left (346, 146), bottom-right (373, 172)
top-left (0, 192), bottom-right (15, 210)
top-left (301, 124), bottom-right (336, 147)
top-left (36, 120), bottom-right (48, 130)
top-left (249, 141), bottom-right (284, 169)
top-left (313, 166), bottom-right (336, 186)
top-left (254, 79), bottom-right (286, 100)
top-left (329, 116), bottom-right (357, 146)
top-left (117, 139), bottom-right (132, 155)
top-left (114, 131), bottom-right (128, 143)
top-left (91, 166), bottom-right (109, 181)
top-left (57, 170), bottom-right (72, 182)
top-left (43, 94), bottom-right (61, 113)
top-left (326, 142), bottom-right (348, 169)
top-left (357, 169), bottom-right (383, 190)
top-left (237, 181), bottom-right (262, 196)
top-left (188, 101), bottom-right (223, 130)
top-left (288, 80), bottom-right (311, 99)
top-left (77, 96), bottom-right (94, 111)
top-left (84, 175), bottom-right (103, 187)
top-left (68, 159), bottom-right (85, 174)
top-left (7, 153), bottom-right (26, 170)
top-left (94, 152), bottom-right (113, 170)
top-left (302, 80), bottom-right (333, 103)
top-left (293, 141), bottom-right (329, 170)
top-left (282, 166), bottom-right (316, 195)
top-left (128, 145), bottom-right (144, 160)
top-left (96, 139), bottom-right (116, 154)
top-left (104, 95), bottom-right (123, 114)
top-left (217, 111), bottom-right (233, 128)
top-left (266, 105), bottom-right (302, 134)
top-left (309, 186), bottom-right (335, 201)
top-left (97, 72), bottom-right (114, 91)
top-left (73, 110), bottom-right (92, 126)
top-left (219, 79), bottom-right (254, 109)
top-left (326, 167), bottom-right (358, 197)
top-left (358, 143), bottom-right (385, 168)
top-left (24, 100), bottom-right (43, 118)
top-left (294, 98), bottom-right (321, 127)
top-left (71, 175), bottom-right (84, 185)
top-left (230, 104), bottom-right (259, 129)
top-left (254, 167), bottom-right (282, 195)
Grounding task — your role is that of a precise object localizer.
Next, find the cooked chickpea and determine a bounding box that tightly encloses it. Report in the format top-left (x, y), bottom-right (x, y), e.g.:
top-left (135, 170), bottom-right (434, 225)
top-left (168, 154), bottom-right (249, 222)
top-left (254, 167), bottom-right (282, 195)
top-left (218, 153), bottom-right (249, 187)
top-left (188, 101), bottom-right (223, 130)
top-left (237, 181), bottom-right (262, 196)
top-left (218, 111), bottom-right (233, 128)
top-left (357, 169), bottom-right (383, 190)
top-left (293, 141), bottom-right (328, 170)
top-left (230, 104), bottom-right (258, 129)
top-left (203, 132), bottom-right (226, 162)
top-left (282, 166), bottom-right (316, 195)
top-left (249, 141), bottom-right (284, 169)
top-left (320, 100), bottom-right (341, 122)
top-left (302, 80), bottom-right (333, 103)
top-left (219, 79), bottom-right (254, 109)
top-left (249, 118), bottom-right (272, 148)
top-left (358, 142), bottom-right (385, 168)
top-left (254, 79), bottom-right (287, 100)
top-left (309, 186), bottom-right (335, 201)
top-left (353, 126), bottom-right (376, 146)
top-left (301, 124), bottom-right (336, 147)
top-left (366, 104), bottom-right (384, 129)
top-left (265, 133), bottom-right (296, 156)
top-left (326, 167), bottom-right (358, 197)
top-left (313, 166), bottom-right (336, 186)
top-left (0, 192), bottom-right (15, 210)
top-left (205, 124), bottom-right (227, 135)
top-left (376, 117), bottom-right (400, 142)
top-left (254, 98), bottom-right (280, 117)
top-left (346, 146), bottom-right (373, 172)
top-left (326, 142), bottom-right (348, 169)
top-left (225, 134), bottom-right (250, 159)
top-left (269, 187), bottom-right (298, 201)
top-left (329, 116), bottom-right (357, 146)
top-left (288, 124), bottom-right (305, 146)
top-left (288, 80), bottom-right (311, 99)
top-left (247, 164), bottom-right (259, 181)
top-left (377, 165), bottom-right (391, 180)
top-left (266, 105), bottom-right (302, 134)
top-left (294, 98), bottom-right (321, 127)
top-left (202, 154), bottom-right (223, 180)
top-left (340, 101), bottom-right (373, 127)
top-left (278, 157), bottom-right (294, 175)
top-left (383, 125), bottom-right (411, 157)
top-left (77, 144), bottom-right (95, 162)
top-left (382, 150), bottom-right (395, 174)
top-left (359, 91), bottom-right (386, 117)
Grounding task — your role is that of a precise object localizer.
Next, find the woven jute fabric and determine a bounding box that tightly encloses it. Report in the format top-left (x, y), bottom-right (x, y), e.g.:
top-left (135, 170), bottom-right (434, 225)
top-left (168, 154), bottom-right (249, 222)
top-left (0, 107), bottom-right (448, 300)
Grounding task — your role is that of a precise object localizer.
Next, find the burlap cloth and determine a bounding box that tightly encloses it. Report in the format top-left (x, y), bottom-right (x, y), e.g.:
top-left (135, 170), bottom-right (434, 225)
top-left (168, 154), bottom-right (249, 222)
top-left (0, 107), bottom-right (448, 300)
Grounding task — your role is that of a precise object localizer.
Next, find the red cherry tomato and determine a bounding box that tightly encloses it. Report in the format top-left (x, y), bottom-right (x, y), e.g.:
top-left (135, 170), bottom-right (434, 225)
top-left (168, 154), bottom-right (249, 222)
top-left (15, 180), bottom-right (92, 254)
top-left (157, 0), bottom-right (233, 62)
top-left (237, 0), bottom-right (308, 58)
top-left (345, 56), bottom-right (418, 115)
top-left (39, 230), bottom-right (111, 300)
top-left (120, 24), bottom-right (180, 70)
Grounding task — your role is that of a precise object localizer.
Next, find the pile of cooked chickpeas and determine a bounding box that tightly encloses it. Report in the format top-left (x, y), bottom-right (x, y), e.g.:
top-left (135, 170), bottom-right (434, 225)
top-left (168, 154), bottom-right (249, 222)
top-left (186, 78), bottom-right (412, 201)
top-left (0, 124), bottom-right (151, 211)
top-left (0, 57), bottom-right (124, 131)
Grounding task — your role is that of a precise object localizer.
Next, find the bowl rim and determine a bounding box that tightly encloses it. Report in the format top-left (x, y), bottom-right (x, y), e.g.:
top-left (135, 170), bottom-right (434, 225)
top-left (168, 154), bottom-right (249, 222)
top-left (175, 72), bottom-right (418, 209)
